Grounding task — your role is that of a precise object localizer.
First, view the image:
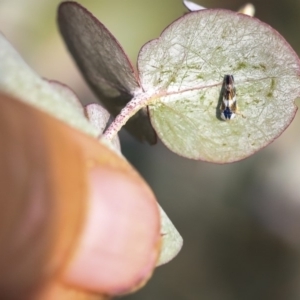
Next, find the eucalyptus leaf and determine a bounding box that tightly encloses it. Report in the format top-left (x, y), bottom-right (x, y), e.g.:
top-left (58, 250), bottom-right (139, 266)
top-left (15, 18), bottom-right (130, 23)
top-left (47, 79), bottom-right (84, 113)
top-left (157, 205), bottom-right (183, 266)
top-left (85, 103), bottom-right (122, 153)
top-left (138, 9), bottom-right (300, 163)
top-left (58, 2), bottom-right (157, 144)
top-left (0, 33), bottom-right (97, 138)
top-left (84, 103), bottom-right (110, 136)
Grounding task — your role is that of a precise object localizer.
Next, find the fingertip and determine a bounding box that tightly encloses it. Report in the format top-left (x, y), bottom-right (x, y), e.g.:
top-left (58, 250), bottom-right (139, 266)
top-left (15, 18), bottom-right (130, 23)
top-left (63, 167), bottom-right (160, 295)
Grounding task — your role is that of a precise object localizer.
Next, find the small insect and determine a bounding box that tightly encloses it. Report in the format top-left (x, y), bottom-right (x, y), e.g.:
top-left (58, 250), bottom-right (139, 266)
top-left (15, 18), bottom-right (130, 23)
top-left (220, 75), bottom-right (237, 120)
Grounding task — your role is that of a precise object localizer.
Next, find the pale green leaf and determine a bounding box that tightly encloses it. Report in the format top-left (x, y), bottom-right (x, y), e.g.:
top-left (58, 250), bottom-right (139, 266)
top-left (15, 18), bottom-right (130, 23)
top-left (0, 33), bottom-right (98, 137)
top-left (138, 9), bottom-right (300, 163)
top-left (85, 103), bottom-right (122, 153)
top-left (157, 205), bottom-right (183, 266)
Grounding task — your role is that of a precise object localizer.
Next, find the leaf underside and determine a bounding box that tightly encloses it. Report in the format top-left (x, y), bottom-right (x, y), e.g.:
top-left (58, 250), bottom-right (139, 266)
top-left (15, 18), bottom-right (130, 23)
top-left (58, 1), bottom-right (157, 144)
top-left (138, 9), bottom-right (300, 163)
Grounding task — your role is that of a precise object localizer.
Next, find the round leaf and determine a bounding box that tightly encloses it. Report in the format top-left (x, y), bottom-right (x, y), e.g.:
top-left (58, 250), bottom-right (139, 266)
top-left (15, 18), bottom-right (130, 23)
top-left (0, 32), bottom-right (97, 138)
top-left (138, 9), bottom-right (300, 163)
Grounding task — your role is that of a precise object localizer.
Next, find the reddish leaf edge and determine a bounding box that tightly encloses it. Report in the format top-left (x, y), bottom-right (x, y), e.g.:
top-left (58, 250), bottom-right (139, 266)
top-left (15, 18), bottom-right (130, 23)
top-left (58, 1), bottom-right (142, 89)
top-left (137, 9), bottom-right (300, 163)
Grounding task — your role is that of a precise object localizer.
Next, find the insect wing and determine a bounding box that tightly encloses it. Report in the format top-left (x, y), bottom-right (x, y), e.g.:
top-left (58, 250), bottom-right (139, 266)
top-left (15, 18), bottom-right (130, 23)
top-left (220, 75), bottom-right (237, 120)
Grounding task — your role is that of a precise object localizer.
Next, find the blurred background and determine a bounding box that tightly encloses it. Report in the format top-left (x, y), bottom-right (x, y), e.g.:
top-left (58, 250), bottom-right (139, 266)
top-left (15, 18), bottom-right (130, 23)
top-left (1, 0), bottom-right (300, 299)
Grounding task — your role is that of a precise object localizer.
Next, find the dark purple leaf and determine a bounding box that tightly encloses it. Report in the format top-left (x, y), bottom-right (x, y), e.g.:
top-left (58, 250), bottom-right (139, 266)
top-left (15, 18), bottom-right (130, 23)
top-left (58, 1), bottom-right (156, 144)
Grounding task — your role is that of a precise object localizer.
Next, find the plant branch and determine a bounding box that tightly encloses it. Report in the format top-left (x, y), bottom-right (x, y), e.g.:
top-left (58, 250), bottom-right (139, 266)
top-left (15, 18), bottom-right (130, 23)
top-left (102, 91), bottom-right (153, 141)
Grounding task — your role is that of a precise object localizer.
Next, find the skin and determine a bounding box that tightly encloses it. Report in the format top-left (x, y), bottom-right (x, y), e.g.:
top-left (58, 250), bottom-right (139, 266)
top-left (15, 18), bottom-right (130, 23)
top-left (0, 94), bottom-right (160, 300)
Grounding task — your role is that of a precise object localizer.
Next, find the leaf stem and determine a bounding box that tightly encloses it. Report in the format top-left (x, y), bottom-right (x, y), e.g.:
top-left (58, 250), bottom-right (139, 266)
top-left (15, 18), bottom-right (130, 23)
top-left (103, 91), bottom-right (152, 141)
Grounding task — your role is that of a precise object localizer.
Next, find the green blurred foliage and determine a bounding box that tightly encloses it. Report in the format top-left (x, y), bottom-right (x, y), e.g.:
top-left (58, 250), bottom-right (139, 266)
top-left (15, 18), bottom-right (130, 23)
top-left (2, 0), bottom-right (300, 299)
